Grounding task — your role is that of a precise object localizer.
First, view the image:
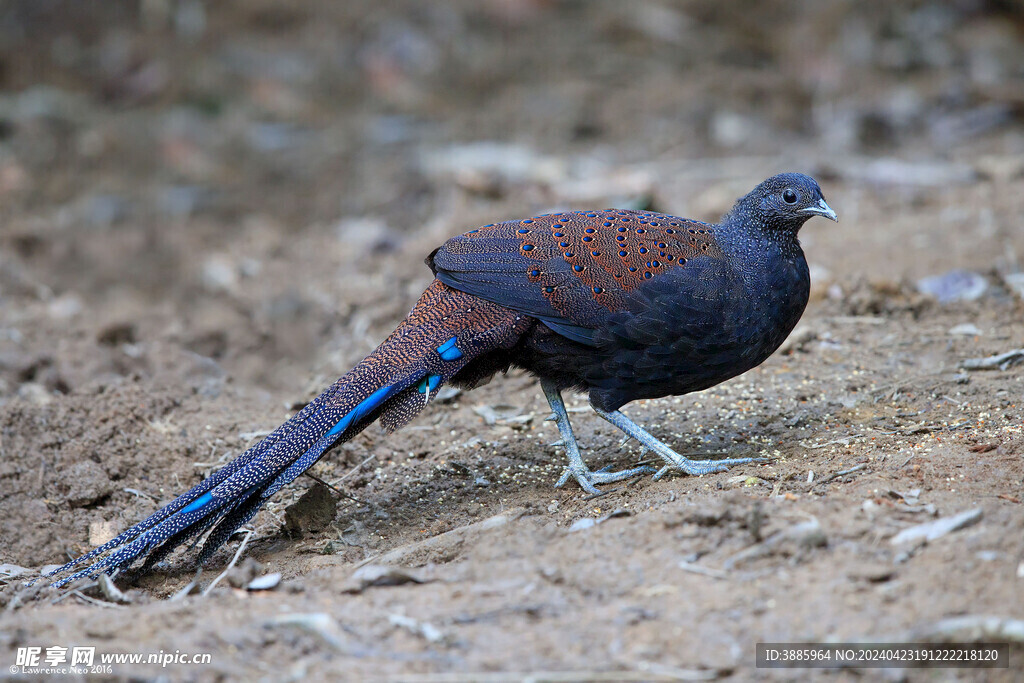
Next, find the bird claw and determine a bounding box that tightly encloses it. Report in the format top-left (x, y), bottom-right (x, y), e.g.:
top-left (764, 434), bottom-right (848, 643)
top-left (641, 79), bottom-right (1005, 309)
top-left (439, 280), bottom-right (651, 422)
top-left (592, 407), bottom-right (772, 479)
top-left (556, 463), bottom-right (655, 494)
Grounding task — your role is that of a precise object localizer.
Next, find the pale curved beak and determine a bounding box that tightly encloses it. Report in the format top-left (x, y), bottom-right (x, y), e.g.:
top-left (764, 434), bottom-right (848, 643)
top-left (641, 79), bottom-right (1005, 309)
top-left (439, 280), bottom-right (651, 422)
top-left (799, 198), bottom-right (838, 222)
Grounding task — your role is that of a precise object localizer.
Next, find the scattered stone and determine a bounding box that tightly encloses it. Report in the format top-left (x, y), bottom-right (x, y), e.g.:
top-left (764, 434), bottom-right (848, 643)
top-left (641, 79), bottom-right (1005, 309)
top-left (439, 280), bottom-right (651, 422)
top-left (916, 270), bottom-right (987, 303)
top-left (433, 386), bottom-right (462, 402)
top-left (960, 348), bottom-right (1024, 371)
top-left (0, 564), bottom-right (30, 580)
top-left (200, 255), bottom-right (238, 293)
top-left (569, 517), bottom-right (597, 532)
top-left (887, 488), bottom-right (921, 505)
top-left (225, 557), bottom-right (264, 589)
top-left (97, 322), bottom-right (136, 346)
top-left (907, 615), bottom-right (1024, 643)
top-left (847, 563), bottom-right (896, 583)
top-left (342, 565), bottom-right (424, 594)
top-left (283, 482), bottom-right (337, 537)
top-left (47, 294), bottom-right (83, 320)
top-left (17, 382), bottom-right (52, 405)
top-left (246, 572), bottom-right (282, 591)
top-left (890, 507), bottom-right (983, 545)
top-left (1001, 272), bottom-right (1024, 300)
top-left (89, 520), bottom-right (118, 546)
top-left (778, 324), bottom-right (818, 355)
top-left (973, 154), bottom-right (1024, 182)
top-left (948, 323), bottom-right (982, 336)
top-left (388, 613), bottom-right (446, 644)
top-left (62, 461), bottom-right (115, 508)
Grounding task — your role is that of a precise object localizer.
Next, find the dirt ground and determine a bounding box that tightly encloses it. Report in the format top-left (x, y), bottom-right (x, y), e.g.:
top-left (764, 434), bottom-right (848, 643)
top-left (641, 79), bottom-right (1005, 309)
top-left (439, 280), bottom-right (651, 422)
top-left (1, 1), bottom-right (1023, 680)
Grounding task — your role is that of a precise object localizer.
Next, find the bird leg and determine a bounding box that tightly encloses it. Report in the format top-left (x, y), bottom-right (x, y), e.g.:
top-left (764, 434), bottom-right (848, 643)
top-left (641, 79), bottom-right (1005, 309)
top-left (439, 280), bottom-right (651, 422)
top-left (591, 406), bottom-right (767, 478)
top-left (541, 380), bottom-right (653, 495)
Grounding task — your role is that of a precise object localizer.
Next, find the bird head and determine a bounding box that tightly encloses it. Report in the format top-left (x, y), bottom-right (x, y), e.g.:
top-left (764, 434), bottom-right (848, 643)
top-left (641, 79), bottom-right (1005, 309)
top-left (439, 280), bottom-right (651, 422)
top-left (736, 173), bottom-right (838, 234)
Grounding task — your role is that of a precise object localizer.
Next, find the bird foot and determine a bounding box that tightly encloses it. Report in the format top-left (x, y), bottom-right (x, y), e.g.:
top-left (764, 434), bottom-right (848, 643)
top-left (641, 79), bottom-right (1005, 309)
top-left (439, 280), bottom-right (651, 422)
top-left (592, 406), bottom-right (769, 478)
top-left (555, 463), bottom-right (656, 495)
top-left (652, 456), bottom-right (769, 480)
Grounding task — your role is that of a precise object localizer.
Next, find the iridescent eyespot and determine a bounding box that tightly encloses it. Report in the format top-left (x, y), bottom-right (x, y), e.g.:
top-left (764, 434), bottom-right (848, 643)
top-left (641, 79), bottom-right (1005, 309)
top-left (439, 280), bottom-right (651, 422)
top-left (529, 269), bottom-right (540, 276)
top-left (593, 287), bottom-right (603, 294)
top-left (522, 244), bottom-right (534, 251)
top-left (518, 228), bottom-right (530, 234)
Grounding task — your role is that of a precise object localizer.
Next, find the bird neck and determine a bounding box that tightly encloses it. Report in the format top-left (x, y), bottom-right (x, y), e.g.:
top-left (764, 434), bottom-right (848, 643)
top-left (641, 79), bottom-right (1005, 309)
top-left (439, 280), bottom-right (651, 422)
top-left (716, 204), bottom-right (805, 262)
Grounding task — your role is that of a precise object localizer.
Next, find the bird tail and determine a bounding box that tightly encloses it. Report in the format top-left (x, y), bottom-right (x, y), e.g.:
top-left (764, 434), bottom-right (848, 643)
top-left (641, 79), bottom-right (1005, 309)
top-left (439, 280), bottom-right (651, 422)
top-left (46, 280), bottom-right (530, 587)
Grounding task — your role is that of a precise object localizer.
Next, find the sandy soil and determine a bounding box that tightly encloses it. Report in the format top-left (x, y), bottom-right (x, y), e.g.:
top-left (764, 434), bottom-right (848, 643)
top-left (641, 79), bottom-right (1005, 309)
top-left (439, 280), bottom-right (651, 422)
top-left (1, 2), bottom-right (1023, 680)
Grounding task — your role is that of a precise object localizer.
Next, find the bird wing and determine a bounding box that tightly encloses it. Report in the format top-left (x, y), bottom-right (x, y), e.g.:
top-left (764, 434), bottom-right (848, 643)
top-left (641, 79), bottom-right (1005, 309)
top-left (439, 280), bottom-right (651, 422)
top-left (428, 209), bottom-right (722, 346)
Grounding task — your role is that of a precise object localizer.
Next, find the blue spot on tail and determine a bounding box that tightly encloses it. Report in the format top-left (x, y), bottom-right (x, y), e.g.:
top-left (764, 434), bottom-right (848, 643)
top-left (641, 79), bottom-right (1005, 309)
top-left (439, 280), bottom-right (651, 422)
top-left (327, 384), bottom-right (396, 439)
top-left (436, 336), bottom-right (463, 361)
top-left (181, 491), bottom-right (213, 515)
top-left (418, 374), bottom-right (441, 394)
top-left (267, 383), bottom-right (400, 497)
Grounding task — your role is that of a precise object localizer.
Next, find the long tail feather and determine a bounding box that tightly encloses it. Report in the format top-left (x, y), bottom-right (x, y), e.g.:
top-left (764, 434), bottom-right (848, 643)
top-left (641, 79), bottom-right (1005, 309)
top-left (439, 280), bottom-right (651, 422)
top-left (46, 281), bottom-right (529, 587)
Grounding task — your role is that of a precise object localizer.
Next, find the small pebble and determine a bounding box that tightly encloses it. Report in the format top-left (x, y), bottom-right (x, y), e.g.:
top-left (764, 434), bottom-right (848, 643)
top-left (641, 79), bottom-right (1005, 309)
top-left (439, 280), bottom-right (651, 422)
top-left (916, 270), bottom-right (987, 303)
top-left (890, 508), bottom-right (983, 545)
top-left (247, 572), bottom-right (282, 591)
top-left (948, 323), bottom-right (982, 336)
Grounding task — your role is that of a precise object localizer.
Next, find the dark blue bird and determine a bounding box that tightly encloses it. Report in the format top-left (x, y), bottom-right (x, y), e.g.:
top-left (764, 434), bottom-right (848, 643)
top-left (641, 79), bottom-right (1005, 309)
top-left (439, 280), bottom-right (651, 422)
top-left (46, 173), bottom-right (836, 587)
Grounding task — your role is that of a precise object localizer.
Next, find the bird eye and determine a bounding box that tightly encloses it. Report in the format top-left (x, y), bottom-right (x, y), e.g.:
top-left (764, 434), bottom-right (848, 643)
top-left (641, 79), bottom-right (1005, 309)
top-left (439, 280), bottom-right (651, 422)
top-left (782, 189), bottom-right (798, 204)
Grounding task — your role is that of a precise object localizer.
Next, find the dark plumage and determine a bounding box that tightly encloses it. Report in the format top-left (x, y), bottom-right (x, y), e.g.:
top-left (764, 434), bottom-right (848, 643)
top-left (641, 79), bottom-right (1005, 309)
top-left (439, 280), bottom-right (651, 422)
top-left (46, 173), bottom-right (836, 587)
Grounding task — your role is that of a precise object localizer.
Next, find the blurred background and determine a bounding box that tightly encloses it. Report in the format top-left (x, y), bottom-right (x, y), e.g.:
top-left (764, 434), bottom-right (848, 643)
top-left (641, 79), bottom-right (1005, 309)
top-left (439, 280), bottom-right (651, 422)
top-left (2, 4), bottom-right (1024, 674)
top-left (0, 0), bottom-right (1022, 398)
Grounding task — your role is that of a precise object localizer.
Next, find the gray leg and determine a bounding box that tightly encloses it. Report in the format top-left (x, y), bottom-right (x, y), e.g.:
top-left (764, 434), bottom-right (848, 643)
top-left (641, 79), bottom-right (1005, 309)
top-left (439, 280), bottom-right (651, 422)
top-left (541, 380), bottom-right (653, 495)
top-left (592, 406), bottom-right (767, 479)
